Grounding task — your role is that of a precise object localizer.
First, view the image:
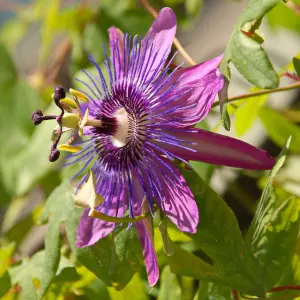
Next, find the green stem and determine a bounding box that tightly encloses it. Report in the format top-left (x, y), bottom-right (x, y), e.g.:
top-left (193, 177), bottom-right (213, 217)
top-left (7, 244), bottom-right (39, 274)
top-left (212, 81), bottom-right (300, 108)
top-left (89, 208), bottom-right (151, 223)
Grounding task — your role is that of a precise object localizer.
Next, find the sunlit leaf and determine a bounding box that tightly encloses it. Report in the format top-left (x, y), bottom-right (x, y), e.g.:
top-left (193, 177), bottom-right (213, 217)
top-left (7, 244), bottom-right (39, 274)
top-left (234, 89), bottom-right (269, 136)
top-left (39, 181), bottom-right (143, 293)
top-left (259, 107), bottom-right (300, 152)
top-left (246, 138), bottom-right (300, 288)
top-left (267, 1), bottom-right (300, 33)
top-left (293, 57), bottom-right (300, 78)
top-left (196, 281), bottom-right (233, 300)
top-left (0, 43), bottom-right (16, 86)
top-left (8, 250), bottom-right (78, 300)
top-left (179, 168), bottom-right (264, 296)
top-left (158, 266), bottom-right (181, 300)
top-left (220, 0), bottom-right (280, 88)
top-left (0, 243), bottom-right (15, 276)
top-left (0, 271), bottom-right (11, 299)
top-left (185, 0), bottom-right (203, 16)
top-left (40, 0), bottom-right (60, 63)
top-left (108, 274), bottom-right (148, 300)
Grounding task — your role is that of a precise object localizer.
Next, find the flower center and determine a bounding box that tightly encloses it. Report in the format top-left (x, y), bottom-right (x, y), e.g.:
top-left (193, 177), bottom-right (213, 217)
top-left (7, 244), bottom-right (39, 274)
top-left (112, 108), bottom-right (129, 148)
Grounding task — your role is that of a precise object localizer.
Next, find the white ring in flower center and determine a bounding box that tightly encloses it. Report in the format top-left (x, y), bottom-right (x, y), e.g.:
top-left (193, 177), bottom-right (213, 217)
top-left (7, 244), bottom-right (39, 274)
top-left (112, 108), bottom-right (129, 148)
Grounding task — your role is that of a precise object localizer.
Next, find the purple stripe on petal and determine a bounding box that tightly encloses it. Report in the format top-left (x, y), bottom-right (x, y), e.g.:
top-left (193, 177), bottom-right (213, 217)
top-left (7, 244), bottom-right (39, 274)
top-left (155, 128), bottom-right (275, 170)
top-left (150, 55), bottom-right (224, 127)
top-left (136, 153), bottom-right (199, 233)
top-left (135, 220), bottom-right (159, 286)
top-left (132, 175), bottom-right (159, 287)
top-left (150, 156), bottom-right (199, 233)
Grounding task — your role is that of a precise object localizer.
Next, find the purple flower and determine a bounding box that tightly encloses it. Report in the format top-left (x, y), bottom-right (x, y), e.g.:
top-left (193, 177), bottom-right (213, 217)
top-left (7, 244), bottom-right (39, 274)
top-left (31, 7), bottom-right (275, 286)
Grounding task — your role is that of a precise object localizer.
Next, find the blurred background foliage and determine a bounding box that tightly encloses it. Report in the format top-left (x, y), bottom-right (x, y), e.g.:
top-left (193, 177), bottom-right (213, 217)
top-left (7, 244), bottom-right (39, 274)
top-left (1, 0), bottom-right (300, 299)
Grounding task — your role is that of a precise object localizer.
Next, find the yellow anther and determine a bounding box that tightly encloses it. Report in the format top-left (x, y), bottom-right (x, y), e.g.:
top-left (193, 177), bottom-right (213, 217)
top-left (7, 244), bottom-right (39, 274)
top-left (58, 144), bottom-right (82, 153)
top-left (79, 108), bottom-right (89, 136)
top-left (60, 98), bottom-right (77, 109)
top-left (69, 88), bottom-right (89, 102)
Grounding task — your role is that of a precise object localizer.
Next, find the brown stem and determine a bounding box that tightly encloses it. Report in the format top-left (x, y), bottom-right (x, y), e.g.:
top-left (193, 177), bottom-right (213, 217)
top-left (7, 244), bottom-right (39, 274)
top-left (285, 1), bottom-right (300, 16)
top-left (212, 81), bottom-right (300, 108)
top-left (231, 289), bottom-right (239, 300)
top-left (270, 285), bottom-right (300, 293)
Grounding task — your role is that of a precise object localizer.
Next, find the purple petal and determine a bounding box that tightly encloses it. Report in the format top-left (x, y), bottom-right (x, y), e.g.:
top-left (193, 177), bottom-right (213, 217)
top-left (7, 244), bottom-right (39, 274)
top-left (76, 190), bottom-right (127, 248)
top-left (135, 220), bottom-right (159, 286)
top-left (154, 157), bottom-right (199, 233)
top-left (133, 175), bottom-right (159, 286)
top-left (156, 128), bottom-right (275, 170)
top-left (152, 55), bottom-right (224, 127)
top-left (108, 26), bottom-right (124, 60)
top-left (108, 26), bottom-right (124, 73)
top-left (142, 7), bottom-right (176, 79)
top-left (137, 154), bottom-right (199, 233)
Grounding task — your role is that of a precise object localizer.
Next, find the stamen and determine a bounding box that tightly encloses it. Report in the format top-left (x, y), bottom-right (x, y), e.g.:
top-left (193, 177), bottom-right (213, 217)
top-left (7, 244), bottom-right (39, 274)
top-left (60, 97), bottom-right (78, 109)
top-left (58, 144), bottom-right (82, 153)
top-left (31, 110), bottom-right (56, 125)
top-left (69, 88), bottom-right (90, 102)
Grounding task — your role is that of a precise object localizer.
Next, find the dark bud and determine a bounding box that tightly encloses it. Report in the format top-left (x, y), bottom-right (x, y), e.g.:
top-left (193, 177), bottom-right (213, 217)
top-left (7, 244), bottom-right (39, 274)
top-left (54, 86), bottom-right (66, 101)
top-left (31, 110), bottom-right (44, 125)
top-left (49, 149), bottom-right (60, 162)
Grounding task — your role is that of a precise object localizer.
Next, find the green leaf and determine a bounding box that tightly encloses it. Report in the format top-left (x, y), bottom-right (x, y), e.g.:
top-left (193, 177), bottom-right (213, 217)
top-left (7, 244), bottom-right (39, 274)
top-left (10, 102), bottom-right (61, 195)
top-left (220, 0), bottom-right (280, 88)
top-left (293, 57), bottom-right (300, 78)
top-left (83, 23), bottom-right (106, 63)
top-left (259, 107), bottom-right (300, 152)
top-left (246, 137), bottom-right (291, 241)
top-left (0, 81), bottom-right (45, 195)
top-left (108, 274), bottom-right (148, 300)
top-left (38, 182), bottom-right (79, 297)
top-left (158, 266), bottom-right (181, 300)
top-left (195, 281), bottom-right (233, 300)
top-left (39, 181), bottom-right (143, 293)
top-left (8, 250), bottom-right (79, 300)
top-left (40, 0), bottom-right (60, 63)
top-left (246, 138), bottom-right (300, 288)
top-left (267, 1), bottom-right (300, 33)
top-left (0, 271), bottom-right (11, 298)
top-left (185, 0), bottom-right (203, 16)
top-left (167, 244), bottom-right (218, 284)
top-left (83, 278), bottom-right (111, 300)
top-left (75, 225), bottom-right (143, 290)
top-left (234, 89), bottom-right (269, 136)
top-left (5, 207), bottom-right (39, 247)
top-left (0, 243), bottom-right (15, 276)
top-left (0, 43), bottom-right (16, 86)
top-left (221, 102), bottom-right (231, 131)
top-left (179, 168), bottom-right (264, 296)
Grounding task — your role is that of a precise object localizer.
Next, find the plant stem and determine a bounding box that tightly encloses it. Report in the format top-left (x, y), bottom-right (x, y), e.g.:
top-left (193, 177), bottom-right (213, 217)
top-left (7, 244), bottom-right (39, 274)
top-left (140, 0), bottom-right (196, 66)
top-left (212, 81), bottom-right (300, 108)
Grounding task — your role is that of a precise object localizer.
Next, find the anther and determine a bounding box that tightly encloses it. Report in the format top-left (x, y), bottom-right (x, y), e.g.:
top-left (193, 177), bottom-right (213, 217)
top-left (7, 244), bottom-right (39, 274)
top-left (31, 110), bottom-right (56, 126)
top-left (49, 149), bottom-right (60, 162)
top-left (31, 110), bottom-right (44, 125)
top-left (54, 86), bottom-right (66, 102)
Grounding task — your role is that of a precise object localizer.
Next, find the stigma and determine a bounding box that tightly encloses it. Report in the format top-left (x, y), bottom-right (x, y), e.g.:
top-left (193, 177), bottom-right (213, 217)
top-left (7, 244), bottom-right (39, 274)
top-left (31, 86), bottom-right (102, 161)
